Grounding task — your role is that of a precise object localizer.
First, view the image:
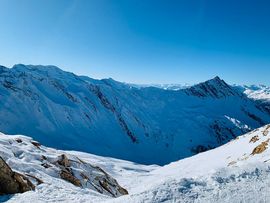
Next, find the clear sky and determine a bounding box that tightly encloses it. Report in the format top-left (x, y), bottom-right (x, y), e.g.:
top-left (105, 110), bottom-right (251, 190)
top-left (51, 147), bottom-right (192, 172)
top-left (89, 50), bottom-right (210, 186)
top-left (0, 0), bottom-right (270, 85)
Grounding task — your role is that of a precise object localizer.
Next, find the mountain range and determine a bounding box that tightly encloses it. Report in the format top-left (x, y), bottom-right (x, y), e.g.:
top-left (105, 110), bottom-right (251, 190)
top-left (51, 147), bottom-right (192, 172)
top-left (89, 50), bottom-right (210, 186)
top-left (0, 64), bottom-right (270, 165)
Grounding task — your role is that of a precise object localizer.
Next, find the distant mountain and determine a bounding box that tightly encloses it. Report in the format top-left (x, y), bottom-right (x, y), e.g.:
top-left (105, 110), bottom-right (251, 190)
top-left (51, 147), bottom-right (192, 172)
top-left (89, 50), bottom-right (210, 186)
top-left (129, 83), bottom-right (190, 91)
top-left (234, 84), bottom-right (270, 102)
top-left (0, 64), bottom-right (270, 164)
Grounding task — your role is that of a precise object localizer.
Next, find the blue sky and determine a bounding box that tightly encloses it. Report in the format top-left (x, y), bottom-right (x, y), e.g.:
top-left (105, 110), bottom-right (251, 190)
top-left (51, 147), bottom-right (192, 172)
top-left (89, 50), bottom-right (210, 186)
top-left (0, 0), bottom-right (270, 85)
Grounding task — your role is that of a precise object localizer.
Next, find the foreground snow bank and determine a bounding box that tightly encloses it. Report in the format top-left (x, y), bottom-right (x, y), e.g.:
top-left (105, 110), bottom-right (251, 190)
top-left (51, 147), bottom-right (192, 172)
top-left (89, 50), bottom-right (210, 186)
top-left (0, 133), bottom-right (128, 202)
top-left (2, 125), bottom-right (270, 202)
top-left (109, 124), bottom-right (270, 203)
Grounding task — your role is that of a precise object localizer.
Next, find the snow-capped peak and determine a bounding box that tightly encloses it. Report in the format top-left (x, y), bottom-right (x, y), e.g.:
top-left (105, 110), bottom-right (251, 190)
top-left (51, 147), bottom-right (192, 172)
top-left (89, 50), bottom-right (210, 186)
top-left (185, 76), bottom-right (242, 98)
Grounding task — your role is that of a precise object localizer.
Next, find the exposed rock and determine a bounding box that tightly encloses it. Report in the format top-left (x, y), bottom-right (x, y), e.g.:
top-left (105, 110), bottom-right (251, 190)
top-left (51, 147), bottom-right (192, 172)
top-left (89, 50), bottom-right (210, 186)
top-left (41, 163), bottom-right (52, 169)
top-left (41, 155), bottom-right (47, 160)
top-left (91, 165), bottom-right (129, 197)
top-left (60, 170), bottom-right (81, 187)
top-left (0, 157), bottom-right (34, 195)
top-left (55, 154), bottom-right (128, 197)
top-left (15, 138), bottom-right (22, 143)
top-left (57, 154), bottom-right (70, 168)
top-left (249, 135), bottom-right (259, 143)
top-left (31, 141), bottom-right (41, 149)
top-left (56, 154), bottom-right (81, 187)
top-left (263, 125), bottom-right (270, 136)
top-left (251, 139), bottom-right (270, 155)
top-left (98, 177), bottom-right (128, 197)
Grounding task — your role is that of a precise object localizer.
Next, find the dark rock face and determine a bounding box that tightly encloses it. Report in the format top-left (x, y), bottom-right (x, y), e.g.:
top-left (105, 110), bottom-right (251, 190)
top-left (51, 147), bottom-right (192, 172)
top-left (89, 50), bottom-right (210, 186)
top-left (185, 76), bottom-right (242, 99)
top-left (60, 170), bottom-right (82, 187)
top-left (0, 157), bottom-right (35, 195)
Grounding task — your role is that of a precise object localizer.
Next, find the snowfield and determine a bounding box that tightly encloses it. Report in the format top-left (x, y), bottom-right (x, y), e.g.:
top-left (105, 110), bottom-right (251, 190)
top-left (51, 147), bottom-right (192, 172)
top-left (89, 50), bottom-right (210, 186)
top-left (1, 124), bottom-right (270, 202)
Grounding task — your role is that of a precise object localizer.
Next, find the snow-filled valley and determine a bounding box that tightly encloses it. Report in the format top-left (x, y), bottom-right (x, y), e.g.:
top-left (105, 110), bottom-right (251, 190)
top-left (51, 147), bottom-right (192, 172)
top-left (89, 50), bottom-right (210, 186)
top-left (1, 124), bottom-right (270, 202)
top-left (0, 64), bottom-right (270, 165)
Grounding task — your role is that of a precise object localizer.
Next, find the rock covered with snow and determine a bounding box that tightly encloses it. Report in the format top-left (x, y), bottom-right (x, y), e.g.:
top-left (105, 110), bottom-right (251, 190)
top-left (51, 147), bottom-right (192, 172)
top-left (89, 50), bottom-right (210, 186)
top-left (0, 133), bottom-right (128, 199)
top-left (0, 157), bottom-right (35, 195)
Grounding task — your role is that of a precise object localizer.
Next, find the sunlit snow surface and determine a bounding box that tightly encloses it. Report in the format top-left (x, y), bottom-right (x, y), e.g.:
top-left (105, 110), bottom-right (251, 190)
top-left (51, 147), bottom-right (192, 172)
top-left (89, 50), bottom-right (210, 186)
top-left (234, 84), bottom-right (270, 101)
top-left (1, 125), bottom-right (270, 202)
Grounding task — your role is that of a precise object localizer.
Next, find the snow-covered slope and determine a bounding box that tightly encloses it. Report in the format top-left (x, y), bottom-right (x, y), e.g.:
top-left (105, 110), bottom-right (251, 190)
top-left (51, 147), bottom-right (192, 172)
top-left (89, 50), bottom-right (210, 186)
top-left (0, 132), bottom-right (130, 202)
top-left (2, 125), bottom-right (270, 203)
top-left (234, 84), bottom-right (270, 117)
top-left (0, 64), bottom-right (270, 164)
top-left (110, 124), bottom-right (270, 203)
top-left (0, 132), bottom-right (156, 202)
top-left (234, 84), bottom-right (270, 102)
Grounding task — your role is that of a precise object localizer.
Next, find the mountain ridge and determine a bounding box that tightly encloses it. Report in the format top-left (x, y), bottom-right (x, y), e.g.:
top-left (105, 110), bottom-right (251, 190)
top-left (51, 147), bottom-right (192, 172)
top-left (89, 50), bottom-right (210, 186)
top-left (0, 64), bottom-right (270, 164)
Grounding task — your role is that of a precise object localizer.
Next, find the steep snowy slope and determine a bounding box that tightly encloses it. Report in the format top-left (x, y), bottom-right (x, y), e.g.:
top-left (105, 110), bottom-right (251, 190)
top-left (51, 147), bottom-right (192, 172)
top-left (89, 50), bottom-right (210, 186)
top-left (0, 64), bottom-right (270, 164)
top-left (108, 124), bottom-right (270, 203)
top-left (2, 125), bottom-right (270, 203)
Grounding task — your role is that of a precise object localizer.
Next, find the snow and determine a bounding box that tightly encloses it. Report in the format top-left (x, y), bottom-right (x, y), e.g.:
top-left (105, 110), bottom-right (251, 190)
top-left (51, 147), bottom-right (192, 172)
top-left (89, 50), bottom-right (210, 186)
top-left (0, 133), bottom-right (139, 202)
top-left (234, 84), bottom-right (270, 101)
top-left (107, 124), bottom-right (270, 203)
top-left (2, 125), bottom-right (270, 202)
top-left (0, 65), bottom-right (270, 165)
top-left (127, 83), bottom-right (191, 91)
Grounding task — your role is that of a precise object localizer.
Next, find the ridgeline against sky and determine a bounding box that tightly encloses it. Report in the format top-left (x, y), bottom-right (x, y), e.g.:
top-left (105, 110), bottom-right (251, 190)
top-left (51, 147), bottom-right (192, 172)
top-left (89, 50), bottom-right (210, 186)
top-left (0, 0), bottom-right (269, 85)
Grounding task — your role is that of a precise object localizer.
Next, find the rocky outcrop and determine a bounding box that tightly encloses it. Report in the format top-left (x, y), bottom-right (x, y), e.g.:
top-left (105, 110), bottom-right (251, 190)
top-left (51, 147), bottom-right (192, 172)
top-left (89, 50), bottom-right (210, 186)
top-left (0, 157), bottom-right (35, 195)
top-left (251, 139), bottom-right (270, 155)
top-left (249, 135), bottom-right (259, 143)
top-left (0, 135), bottom-right (128, 198)
top-left (55, 154), bottom-right (128, 197)
top-left (60, 170), bottom-right (82, 187)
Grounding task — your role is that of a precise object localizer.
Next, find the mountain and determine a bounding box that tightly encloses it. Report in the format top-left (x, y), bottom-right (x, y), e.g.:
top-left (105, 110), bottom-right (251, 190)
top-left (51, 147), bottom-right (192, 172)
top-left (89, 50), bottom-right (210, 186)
top-left (128, 83), bottom-right (190, 91)
top-left (2, 125), bottom-right (270, 202)
top-left (234, 84), bottom-right (270, 102)
top-left (0, 64), bottom-right (270, 165)
top-left (234, 84), bottom-right (270, 116)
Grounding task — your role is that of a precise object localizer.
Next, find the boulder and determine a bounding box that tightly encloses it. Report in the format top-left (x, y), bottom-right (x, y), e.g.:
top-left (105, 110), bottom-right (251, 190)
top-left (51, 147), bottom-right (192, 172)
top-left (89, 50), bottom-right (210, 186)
top-left (0, 157), bottom-right (34, 195)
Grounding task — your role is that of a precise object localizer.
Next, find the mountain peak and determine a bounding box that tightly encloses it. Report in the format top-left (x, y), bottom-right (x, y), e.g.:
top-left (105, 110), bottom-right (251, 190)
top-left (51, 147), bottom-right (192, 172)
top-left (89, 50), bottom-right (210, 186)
top-left (10, 64), bottom-right (80, 81)
top-left (185, 76), bottom-right (242, 98)
top-left (213, 76), bottom-right (222, 80)
top-left (12, 64), bottom-right (63, 74)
